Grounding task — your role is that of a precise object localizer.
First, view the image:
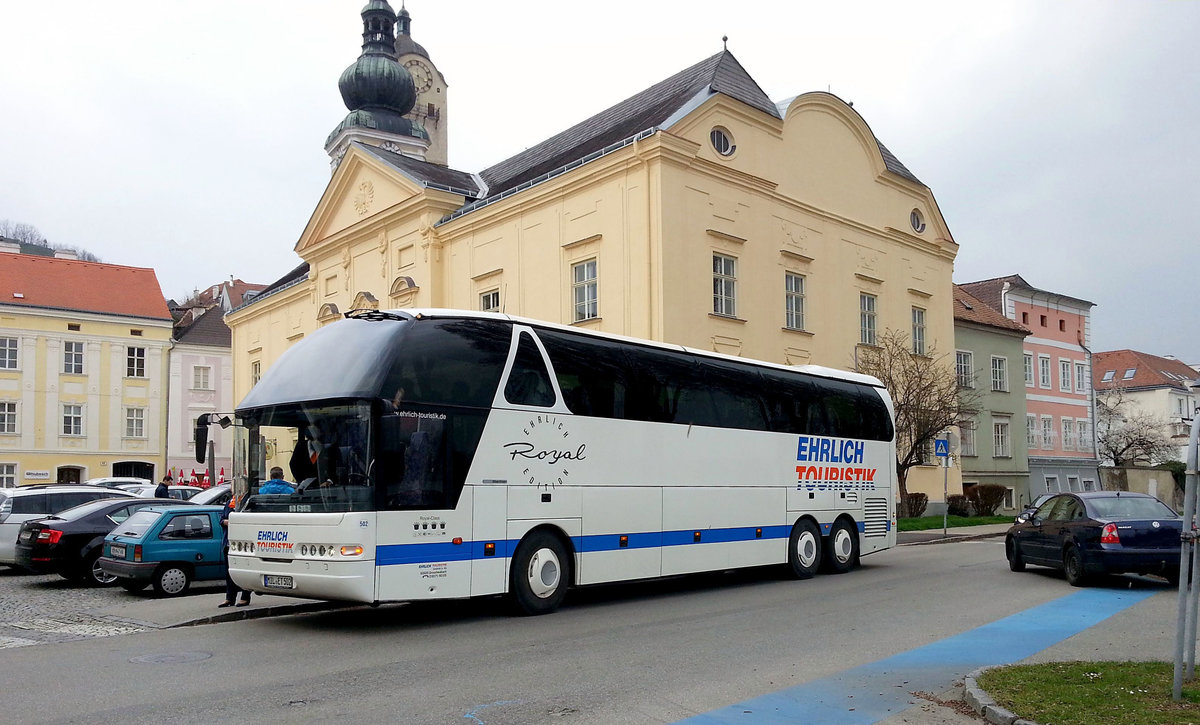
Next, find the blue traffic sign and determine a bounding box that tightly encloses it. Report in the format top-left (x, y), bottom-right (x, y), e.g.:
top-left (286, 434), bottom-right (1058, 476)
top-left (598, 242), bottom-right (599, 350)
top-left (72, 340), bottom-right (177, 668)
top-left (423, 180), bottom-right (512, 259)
top-left (934, 439), bottom-right (950, 457)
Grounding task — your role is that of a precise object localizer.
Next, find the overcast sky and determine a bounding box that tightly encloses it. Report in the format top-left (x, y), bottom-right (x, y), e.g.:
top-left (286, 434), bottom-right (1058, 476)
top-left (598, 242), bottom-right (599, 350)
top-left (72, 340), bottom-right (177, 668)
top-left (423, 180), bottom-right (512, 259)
top-left (2, 1), bottom-right (1197, 360)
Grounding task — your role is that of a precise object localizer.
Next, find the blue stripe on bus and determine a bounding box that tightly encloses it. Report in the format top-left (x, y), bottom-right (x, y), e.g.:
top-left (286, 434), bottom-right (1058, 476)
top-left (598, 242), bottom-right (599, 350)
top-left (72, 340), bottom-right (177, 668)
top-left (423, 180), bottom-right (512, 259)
top-left (376, 520), bottom-right (890, 566)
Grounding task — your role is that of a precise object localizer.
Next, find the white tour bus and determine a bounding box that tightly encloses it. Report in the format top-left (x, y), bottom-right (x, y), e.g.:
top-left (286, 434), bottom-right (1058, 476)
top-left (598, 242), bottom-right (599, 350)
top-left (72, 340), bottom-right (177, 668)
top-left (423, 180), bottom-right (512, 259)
top-left (202, 309), bottom-right (897, 615)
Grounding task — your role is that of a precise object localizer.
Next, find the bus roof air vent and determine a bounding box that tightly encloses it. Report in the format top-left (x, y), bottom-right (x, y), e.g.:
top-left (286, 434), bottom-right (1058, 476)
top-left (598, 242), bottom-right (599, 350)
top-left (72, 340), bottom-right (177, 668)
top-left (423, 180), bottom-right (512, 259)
top-left (344, 309), bottom-right (411, 322)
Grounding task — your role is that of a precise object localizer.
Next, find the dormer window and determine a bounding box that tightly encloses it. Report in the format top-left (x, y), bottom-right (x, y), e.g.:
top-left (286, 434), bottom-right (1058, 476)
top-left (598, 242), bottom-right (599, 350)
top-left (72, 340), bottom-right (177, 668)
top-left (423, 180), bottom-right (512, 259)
top-left (1123, 368), bottom-right (1136, 380)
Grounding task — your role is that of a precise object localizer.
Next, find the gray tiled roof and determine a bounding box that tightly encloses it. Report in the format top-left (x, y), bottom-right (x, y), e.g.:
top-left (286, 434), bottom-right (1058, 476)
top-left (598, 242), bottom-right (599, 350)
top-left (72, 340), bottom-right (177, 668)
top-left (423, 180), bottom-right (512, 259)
top-left (479, 51), bottom-right (780, 198)
top-left (356, 143), bottom-right (482, 196)
top-left (174, 306), bottom-right (231, 347)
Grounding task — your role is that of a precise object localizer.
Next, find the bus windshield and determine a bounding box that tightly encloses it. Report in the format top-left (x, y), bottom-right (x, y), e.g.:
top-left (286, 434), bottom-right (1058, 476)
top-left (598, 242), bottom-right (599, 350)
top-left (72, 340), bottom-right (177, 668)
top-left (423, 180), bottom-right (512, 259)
top-left (236, 400), bottom-right (374, 513)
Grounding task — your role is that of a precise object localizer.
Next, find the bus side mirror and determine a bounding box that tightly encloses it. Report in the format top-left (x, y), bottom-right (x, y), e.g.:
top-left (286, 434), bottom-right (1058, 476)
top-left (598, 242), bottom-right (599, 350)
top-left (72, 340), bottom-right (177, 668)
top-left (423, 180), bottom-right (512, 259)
top-left (194, 414), bottom-right (209, 463)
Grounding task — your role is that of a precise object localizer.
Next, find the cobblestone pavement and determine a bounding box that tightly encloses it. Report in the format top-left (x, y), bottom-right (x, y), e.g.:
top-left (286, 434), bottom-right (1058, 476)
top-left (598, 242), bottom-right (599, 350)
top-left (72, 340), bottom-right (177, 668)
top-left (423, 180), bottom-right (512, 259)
top-left (0, 566), bottom-right (153, 648)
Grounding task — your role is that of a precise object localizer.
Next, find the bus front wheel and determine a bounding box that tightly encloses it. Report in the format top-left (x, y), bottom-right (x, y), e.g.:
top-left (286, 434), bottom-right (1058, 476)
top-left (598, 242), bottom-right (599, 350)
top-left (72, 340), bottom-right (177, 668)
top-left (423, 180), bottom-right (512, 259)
top-left (822, 519), bottom-right (858, 574)
top-left (510, 531), bottom-right (570, 616)
top-left (787, 519), bottom-right (822, 579)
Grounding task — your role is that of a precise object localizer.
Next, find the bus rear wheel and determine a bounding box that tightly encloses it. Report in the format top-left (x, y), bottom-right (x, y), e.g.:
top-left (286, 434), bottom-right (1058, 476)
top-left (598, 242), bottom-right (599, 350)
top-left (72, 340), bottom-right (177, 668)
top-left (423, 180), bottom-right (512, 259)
top-left (822, 519), bottom-right (858, 574)
top-left (510, 531), bottom-right (570, 616)
top-left (787, 519), bottom-right (821, 579)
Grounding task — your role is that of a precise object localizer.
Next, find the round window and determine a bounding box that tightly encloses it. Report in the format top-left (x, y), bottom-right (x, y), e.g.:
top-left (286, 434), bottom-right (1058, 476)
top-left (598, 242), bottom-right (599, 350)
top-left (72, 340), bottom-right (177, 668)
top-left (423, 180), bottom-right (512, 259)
top-left (710, 127), bottom-right (735, 157)
top-left (910, 209), bottom-right (926, 233)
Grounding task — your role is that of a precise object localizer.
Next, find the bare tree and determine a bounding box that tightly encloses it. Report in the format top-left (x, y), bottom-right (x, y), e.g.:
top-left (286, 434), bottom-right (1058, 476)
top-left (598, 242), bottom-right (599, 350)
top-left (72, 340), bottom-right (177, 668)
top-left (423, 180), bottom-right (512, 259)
top-left (1096, 385), bottom-right (1173, 466)
top-left (855, 328), bottom-right (980, 515)
top-left (0, 219), bottom-right (47, 244)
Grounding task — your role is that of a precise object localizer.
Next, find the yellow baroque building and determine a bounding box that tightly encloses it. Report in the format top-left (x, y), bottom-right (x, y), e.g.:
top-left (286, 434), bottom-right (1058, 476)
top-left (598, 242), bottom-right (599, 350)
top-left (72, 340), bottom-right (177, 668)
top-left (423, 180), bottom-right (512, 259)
top-left (228, 6), bottom-right (961, 501)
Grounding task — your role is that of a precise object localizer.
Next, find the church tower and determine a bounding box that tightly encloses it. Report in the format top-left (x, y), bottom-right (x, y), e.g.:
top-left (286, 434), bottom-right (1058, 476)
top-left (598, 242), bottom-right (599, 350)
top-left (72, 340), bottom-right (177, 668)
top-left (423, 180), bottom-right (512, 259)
top-left (394, 4), bottom-right (449, 166)
top-left (324, 0), bottom-right (429, 171)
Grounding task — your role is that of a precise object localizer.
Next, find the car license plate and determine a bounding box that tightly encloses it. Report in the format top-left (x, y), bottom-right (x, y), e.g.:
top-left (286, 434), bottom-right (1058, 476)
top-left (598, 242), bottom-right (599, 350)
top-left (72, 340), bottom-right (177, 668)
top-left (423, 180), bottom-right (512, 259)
top-left (18, 530), bottom-right (32, 544)
top-left (110, 544), bottom-right (126, 558)
top-left (263, 574), bottom-right (293, 589)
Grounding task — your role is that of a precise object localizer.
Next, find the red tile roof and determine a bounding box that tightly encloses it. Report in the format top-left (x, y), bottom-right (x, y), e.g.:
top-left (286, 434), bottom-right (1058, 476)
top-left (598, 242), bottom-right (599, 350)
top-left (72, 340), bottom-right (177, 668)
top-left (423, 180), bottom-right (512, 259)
top-left (953, 286), bottom-right (1029, 334)
top-left (0, 253), bottom-right (171, 320)
top-left (1093, 349), bottom-right (1198, 391)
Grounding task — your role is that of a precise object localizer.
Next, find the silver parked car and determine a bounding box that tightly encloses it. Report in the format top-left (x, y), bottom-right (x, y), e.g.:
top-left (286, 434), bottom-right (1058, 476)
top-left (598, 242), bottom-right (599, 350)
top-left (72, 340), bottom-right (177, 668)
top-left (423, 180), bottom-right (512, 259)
top-left (0, 485), bottom-right (137, 567)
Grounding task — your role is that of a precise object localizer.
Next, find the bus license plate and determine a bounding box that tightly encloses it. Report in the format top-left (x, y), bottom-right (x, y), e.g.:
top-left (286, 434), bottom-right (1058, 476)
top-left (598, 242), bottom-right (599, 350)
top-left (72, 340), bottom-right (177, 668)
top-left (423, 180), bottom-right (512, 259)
top-left (264, 574), bottom-right (294, 590)
top-left (110, 544), bottom-right (126, 558)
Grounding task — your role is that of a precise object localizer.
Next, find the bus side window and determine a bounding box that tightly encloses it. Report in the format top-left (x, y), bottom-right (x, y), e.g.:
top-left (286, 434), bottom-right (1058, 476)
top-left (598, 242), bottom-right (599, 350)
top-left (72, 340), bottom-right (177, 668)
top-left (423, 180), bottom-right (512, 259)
top-left (538, 329), bottom-right (627, 418)
top-left (504, 332), bottom-right (556, 407)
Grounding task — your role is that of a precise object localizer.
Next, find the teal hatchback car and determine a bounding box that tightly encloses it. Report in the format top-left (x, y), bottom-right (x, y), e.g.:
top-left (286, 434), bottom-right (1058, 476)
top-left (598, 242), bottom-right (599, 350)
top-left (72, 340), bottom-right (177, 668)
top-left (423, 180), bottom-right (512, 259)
top-left (99, 505), bottom-right (227, 596)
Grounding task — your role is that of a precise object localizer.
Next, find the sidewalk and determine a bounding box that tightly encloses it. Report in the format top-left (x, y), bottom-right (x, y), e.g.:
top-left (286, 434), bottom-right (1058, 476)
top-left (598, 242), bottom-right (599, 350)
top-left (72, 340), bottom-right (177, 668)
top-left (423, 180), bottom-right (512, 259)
top-left (89, 589), bottom-right (351, 630)
top-left (896, 523), bottom-right (1011, 545)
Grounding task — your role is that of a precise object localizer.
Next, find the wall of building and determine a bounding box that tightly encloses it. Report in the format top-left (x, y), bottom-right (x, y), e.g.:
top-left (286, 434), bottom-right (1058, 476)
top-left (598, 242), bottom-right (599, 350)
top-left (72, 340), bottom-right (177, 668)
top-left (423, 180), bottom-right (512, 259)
top-left (1099, 466), bottom-right (1182, 511)
top-left (166, 342), bottom-right (233, 480)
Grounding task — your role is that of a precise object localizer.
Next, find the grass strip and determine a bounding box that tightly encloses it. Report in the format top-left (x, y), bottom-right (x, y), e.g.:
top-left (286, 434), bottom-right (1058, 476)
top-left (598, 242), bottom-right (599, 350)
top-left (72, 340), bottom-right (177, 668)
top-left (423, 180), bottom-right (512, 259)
top-left (977, 661), bottom-right (1200, 725)
top-left (897, 515), bottom-right (1012, 531)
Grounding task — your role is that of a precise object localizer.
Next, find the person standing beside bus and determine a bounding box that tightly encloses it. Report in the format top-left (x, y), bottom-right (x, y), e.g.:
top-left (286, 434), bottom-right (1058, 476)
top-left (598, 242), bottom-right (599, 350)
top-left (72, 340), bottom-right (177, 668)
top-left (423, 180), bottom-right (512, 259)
top-left (218, 499), bottom-right (251, 608)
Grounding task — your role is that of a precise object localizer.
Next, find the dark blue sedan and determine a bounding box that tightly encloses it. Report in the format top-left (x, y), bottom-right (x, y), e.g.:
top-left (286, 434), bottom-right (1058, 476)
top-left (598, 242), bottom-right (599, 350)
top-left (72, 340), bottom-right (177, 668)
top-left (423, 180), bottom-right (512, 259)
top-left (1005, 491), bottom-right (1182, 586)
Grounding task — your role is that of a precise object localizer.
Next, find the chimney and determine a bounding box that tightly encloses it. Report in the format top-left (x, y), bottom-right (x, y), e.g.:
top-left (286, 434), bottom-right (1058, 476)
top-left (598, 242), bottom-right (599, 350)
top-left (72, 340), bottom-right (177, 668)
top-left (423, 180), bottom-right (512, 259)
top-left (53, 250), bottom-right (79, 260)
top-left (0, 240), bottom-right (20, 254)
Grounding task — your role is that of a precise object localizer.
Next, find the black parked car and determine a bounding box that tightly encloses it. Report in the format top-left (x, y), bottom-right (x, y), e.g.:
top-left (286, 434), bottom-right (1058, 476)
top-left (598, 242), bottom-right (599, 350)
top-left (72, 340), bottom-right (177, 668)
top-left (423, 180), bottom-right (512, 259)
top-left (1006, 491), bottom-right (1182, 586)
top-left (14, 498), bottom-right (179, 586)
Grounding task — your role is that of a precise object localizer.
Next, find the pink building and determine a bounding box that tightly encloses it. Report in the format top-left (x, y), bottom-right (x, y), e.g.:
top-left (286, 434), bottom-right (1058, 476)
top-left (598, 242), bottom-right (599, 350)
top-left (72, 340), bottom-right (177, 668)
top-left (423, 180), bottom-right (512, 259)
top-left (960, 275), bottom-right (1099, 496)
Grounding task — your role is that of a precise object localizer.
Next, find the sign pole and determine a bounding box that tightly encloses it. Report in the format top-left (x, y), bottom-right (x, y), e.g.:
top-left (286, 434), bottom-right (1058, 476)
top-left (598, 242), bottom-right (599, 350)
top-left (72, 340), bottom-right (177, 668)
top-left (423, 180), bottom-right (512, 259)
top-left (935, 436), bottom-right (951, 536)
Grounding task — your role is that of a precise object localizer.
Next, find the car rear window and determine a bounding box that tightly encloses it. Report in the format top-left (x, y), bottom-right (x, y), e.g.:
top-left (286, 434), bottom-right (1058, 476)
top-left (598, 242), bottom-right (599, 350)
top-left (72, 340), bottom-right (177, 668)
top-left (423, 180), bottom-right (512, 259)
top-left (45, 498), bottom-right (121, 521)
top-left (112, 509), bottom-right (163, 538)
top-left (1088, 496), bottom-right (1178, 519)
top-left (11, 494), bottom-right (49, 514)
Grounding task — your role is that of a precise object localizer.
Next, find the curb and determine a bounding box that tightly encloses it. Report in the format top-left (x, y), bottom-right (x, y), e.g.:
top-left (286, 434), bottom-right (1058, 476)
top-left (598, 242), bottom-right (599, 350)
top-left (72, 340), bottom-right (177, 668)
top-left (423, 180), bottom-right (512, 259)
top-left (899, 531), bottom-right (1007, 547)
top-left (964, 666), bottom-right (1040, 725)
top-left (94, 600), bottom-right (350, 630)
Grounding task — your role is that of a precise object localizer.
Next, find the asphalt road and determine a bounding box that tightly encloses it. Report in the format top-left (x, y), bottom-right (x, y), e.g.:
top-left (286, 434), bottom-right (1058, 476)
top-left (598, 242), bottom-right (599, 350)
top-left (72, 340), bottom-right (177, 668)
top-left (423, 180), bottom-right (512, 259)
top-left (0, 538), bottom-right (1177, 724)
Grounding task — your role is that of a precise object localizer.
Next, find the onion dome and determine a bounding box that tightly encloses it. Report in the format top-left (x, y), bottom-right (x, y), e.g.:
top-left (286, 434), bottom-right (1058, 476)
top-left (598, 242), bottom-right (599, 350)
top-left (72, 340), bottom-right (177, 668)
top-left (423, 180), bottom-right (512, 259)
top-left (394, 5), bottom-right (429, 60)
top-left (337, 0), bottom-right (416, 116)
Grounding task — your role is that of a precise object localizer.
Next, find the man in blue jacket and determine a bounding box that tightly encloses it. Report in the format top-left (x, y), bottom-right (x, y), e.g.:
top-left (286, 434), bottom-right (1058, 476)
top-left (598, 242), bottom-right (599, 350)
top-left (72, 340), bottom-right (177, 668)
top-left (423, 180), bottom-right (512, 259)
top-left (154, 475), bottom-right (171, 498)
top-left (258, 467), bottom-right (295, 494)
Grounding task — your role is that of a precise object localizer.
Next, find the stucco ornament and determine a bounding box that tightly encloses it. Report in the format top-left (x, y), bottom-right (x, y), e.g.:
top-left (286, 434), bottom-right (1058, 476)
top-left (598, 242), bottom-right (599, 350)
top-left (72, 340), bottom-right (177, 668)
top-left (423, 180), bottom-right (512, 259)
top-left (378, 230), bottom-right (388, 277)
top-left (379, 141), bottom-right (403, 154)
top-left (353, 180), bottom-right (375, 216)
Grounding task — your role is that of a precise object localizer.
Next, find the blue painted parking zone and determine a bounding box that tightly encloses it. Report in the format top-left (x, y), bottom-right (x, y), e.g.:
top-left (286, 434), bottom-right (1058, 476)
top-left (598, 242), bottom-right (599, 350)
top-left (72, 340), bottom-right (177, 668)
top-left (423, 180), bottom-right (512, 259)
top-left (677, 588), bottom-right (1158, 724)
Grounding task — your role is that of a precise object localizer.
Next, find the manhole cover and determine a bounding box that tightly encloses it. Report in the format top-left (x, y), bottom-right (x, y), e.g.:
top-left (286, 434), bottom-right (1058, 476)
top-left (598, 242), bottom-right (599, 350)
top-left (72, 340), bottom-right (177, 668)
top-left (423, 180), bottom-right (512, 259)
top-left (129, 651), bottom-right (213, 664)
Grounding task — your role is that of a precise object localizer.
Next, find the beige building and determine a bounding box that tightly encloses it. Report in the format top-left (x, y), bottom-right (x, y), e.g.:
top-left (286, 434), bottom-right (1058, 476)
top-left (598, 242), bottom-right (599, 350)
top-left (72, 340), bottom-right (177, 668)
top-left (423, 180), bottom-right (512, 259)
top-left (229, 3), bottom-right (961, 502)
top-left (0, 246), bottom-right (172, 485)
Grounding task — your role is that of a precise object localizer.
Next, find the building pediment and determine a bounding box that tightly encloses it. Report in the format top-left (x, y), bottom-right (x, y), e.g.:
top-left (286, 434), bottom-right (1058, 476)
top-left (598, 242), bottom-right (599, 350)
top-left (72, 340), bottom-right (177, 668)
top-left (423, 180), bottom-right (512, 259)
top-left (296, 146), bottom-right (426, 256)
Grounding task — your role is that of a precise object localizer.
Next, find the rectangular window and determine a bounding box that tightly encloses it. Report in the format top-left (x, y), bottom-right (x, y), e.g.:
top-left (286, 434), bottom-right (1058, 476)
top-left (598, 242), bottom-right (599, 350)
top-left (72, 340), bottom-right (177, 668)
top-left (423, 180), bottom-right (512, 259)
top-left (955, 351), bottom-right (974, 388)
top-left (991, 356), bottom-right (1008, 392)
top-left (0, 337), bottom-right (16, 369)
top-left (1101, 370), bottom-right (1115, 382)
top-left (911, 307), bottom-right (926, 355)
top-left (63, 404), bottom-right (83, 436)
top-left (1123, 368), bottom-right (1136, 380)
top-left (1059, 359), bottom-right (1072, 392)
top-left (251, 361), bottom-right (262, 387)
top-left (1062, 419), bottom-right (1075, 450)
top-left (1041, 415), bottom-right (1054, 449)
top-left (63, 341), bottom-right (84, 375)
top-left (0, 463), bottom-right (14, 488)
top-left (479, 289), bottom-right (500, 313)
top-left (959, 419), bottom-right (976, 456)
top-left (1024, 354), bottom-right (1034, 387)
top-left (1083, 479), bottom-right (1096, 492)
top-left (859, 293), bottom-right (877, 346)
top-left (1003, 488), bottom-right (1015, 509)
top-left (1067, 475), bottom-right (1080, 492)
top-left (712, 254), bottom-right (737, 317)
top-left (785, 273), bottom-right (806, 331)
top-left (1039, 355), bottom-right (1051, 388)
top-left (1077, 420), bottom-right (1091, 452)
top-left (0, 402), bottom-right (15, 434)
top-left (126, 347), bottom-right (146, 378)
top-left (572, 259), bottom-right (598, 322)
top-left (125, 407), bottom-right (145, 438)
top-left (1046, 475), bottom-right (1060, 493)
top-left (1074, 362), bottom-right (1087, 393)
top-left (1026, 413), bottom-right (1038, 449)
top-left (192, 366), bottom-right (211, 390)
top-left (993, 417), bottom-right (1011, 458)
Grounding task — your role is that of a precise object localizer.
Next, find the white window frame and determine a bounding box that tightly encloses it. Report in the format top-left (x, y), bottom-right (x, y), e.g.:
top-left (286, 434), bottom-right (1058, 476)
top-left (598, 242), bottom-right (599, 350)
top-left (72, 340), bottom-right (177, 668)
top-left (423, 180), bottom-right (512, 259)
top-left (479, 289), bottom-right (500, 313)
top-left (785, 273), bottom-right (806, 331)
top-left (62, 403), bottom-right (84, 437)
top-left (859, 293), bottom-right (877, 346)
top-left (959, 419), bottom-right (977, 457)
top-left (1074, 361), bottom-right (1087, 393)
top-left (1082, 478), bottom-right (1096, 492)
top-left (1024, 353), bottom-right (1034, 387)
top-left (0, 462), bottom-right (15, 488)
top-left (1067, 475), bottom-right (1080, 492)
top-left (1101, 370), bottom-right (1115, 383)
top-left (63, 340), bottom-right (84, 375)
top-left (911, 307), bottom-right (926, 355)
top-left (1059, 358), bottom-right (1072, 393)
top-left (126, 346), bottom-right (146, 378)
top-left (192, 366), bottom-right (211, 391)
top-left (991, 356), bottom-right (1009, 392)
top-left (1026, 413), bottom-right (1038, 449)
top-left (0, 401), bottom-right (15, 434)
top-left (1003, 488), bottom-right (1015, 509)
top-left (956, 351), bottom-right (974, 389)
top-left (251, 361), bottom-right (261, 387)
top-left (1039, 354), bottom-right (1052, 389)
top-left (1045, 475), bottom-right (1060, 493)
top-left (1077, 420), bottom-right (1092, 452)
top-left (125, 407), bottom-right (145, 439)
top-left (572, 259), bottom-right (599, 322)
top-left (992, 416), bottom-right (1011, 458)
top-left (713, 254), bottom-right (737, 318)
top-left (0, 337), bottom-right (17, 370)
top-left (1041, 415), bottom-right (1055, 449)
top-left (1062, 418), bottom-right (1075, 451)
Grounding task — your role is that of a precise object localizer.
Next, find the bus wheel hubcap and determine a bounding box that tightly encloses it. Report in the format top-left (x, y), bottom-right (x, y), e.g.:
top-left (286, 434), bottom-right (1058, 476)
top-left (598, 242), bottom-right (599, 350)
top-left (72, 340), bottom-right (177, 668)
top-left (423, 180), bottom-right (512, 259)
top-left (796, 531), bottom-right (818, 568)
top-left (527, 548), bottom-right (561, 599)
top-left (833, 529), bottom-right (853, 563)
